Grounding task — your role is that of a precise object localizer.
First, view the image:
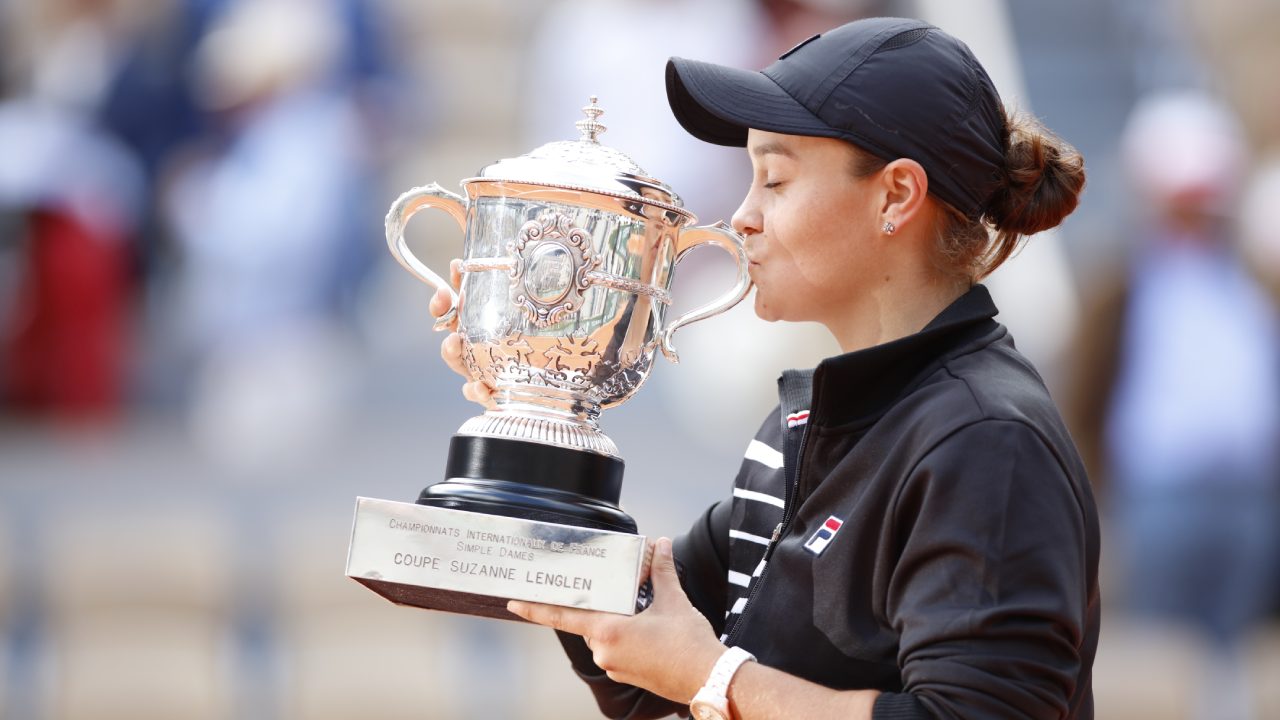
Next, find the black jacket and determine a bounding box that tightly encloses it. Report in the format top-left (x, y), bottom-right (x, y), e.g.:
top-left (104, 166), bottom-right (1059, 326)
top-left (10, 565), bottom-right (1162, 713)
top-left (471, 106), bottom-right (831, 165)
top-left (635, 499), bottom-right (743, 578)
top-left (560, 285), bottom-right (1101, 720)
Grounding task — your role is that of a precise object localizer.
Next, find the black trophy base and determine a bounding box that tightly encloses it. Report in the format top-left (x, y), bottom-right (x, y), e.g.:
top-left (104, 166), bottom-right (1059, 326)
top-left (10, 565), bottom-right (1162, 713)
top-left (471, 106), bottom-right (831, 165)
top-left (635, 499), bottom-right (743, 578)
top-left (417, 435), bottom-right (636, 534)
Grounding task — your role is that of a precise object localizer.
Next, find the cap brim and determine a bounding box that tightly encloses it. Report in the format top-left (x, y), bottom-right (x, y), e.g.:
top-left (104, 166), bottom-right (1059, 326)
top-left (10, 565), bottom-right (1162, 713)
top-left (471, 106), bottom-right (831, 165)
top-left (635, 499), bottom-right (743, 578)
top-left (666, 57), bottom-right (835, 147)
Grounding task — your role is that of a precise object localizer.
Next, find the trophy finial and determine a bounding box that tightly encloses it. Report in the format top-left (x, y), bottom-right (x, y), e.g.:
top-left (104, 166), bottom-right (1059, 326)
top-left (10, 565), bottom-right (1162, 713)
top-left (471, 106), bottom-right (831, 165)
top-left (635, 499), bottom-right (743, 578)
top-left (575, 96), bottom-right (607, 143)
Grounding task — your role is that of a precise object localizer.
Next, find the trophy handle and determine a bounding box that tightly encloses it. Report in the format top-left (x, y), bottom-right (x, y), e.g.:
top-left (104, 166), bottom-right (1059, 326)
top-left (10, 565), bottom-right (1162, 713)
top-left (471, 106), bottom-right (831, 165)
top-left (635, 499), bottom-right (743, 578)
top-left (660, 221), bottom-right (752, 363)
top-left (386, 183), bottom-right (468, 330)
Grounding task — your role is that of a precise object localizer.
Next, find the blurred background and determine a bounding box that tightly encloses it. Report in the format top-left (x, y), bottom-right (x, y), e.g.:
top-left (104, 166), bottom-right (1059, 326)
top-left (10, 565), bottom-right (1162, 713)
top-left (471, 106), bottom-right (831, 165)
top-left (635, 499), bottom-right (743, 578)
top-left (1, 0), bottom-right (1278, 718)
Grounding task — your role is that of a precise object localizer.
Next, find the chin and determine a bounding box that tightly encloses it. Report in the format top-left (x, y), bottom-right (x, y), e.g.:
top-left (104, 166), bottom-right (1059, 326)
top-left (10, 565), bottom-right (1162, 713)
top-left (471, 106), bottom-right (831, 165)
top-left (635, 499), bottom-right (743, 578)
top-left (753, 296), bottom-right (783, 323)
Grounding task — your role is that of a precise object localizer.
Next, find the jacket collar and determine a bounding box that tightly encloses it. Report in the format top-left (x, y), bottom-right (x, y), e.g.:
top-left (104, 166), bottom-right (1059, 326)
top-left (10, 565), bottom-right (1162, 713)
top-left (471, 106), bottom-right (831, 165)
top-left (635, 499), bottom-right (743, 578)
top-left (802, 283), bottom-right (1002, 427)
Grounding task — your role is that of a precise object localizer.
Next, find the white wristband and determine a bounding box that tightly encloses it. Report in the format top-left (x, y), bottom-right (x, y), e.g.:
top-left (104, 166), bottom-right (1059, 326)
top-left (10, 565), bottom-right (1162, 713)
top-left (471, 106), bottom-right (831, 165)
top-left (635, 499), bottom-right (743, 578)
top-left (689, 646), bottom-right (756, 720)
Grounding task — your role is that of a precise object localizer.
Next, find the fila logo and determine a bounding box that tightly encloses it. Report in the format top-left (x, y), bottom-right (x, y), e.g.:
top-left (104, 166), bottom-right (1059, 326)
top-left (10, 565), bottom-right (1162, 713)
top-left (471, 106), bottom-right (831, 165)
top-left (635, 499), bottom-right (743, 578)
top-left (803, 516), bottom-right (844, 555)
top-left (786, 410), bottom-right (810, 428)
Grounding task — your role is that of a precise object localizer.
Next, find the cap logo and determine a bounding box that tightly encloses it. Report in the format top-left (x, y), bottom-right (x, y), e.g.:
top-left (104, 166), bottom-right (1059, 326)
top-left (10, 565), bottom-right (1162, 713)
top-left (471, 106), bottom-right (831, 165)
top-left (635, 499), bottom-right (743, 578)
top-left (803, 516), bottom-right (844, 555)
top-left (778, 33), bottom-right (821, 60)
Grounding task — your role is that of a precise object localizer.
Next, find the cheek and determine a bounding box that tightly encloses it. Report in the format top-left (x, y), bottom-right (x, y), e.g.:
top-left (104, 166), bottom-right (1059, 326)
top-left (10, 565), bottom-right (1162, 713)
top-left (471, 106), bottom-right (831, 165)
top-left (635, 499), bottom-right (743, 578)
top-left (796, 189), bottom-right (877, 273)
top-left (782, 230), bottom-right (878, 323)
top-left (780, 211), bottom-right (856, 282)
top-left (752, 238), bottom-right (834, 320)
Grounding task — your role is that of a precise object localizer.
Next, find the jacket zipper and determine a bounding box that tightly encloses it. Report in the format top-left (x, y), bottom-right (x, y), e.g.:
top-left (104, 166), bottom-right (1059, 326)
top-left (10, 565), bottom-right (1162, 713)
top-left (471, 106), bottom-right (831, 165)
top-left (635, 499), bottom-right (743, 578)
top-left (724, 413), bottom-right (811, 646)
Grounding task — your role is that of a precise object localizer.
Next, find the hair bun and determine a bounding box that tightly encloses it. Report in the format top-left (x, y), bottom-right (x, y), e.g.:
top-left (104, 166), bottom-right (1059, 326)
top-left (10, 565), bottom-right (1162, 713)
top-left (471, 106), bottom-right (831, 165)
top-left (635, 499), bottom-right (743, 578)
top-left (985, 114), bottom-right (1086, 235)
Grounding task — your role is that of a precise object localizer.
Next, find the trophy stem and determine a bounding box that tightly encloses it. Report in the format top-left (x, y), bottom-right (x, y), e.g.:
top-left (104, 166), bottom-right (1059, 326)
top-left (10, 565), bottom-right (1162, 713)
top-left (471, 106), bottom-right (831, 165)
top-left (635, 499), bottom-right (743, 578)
top-left (417, 435), bottom-right (636, 534)
top-left (456, 407), bottom-right (619, 458)
top-left (492, 384), bottom-right (602, 424)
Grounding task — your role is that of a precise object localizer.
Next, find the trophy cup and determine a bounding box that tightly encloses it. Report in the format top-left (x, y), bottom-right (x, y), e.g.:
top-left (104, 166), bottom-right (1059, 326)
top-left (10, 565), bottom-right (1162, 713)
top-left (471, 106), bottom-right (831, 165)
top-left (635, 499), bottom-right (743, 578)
top-left (347, 98), bottom-right (751, 620)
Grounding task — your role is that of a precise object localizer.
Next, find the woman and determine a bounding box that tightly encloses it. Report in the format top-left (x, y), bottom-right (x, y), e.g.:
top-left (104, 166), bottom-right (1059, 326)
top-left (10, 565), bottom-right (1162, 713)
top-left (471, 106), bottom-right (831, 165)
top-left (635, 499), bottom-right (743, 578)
top-left (433, 17), bottom-right (1098, 720)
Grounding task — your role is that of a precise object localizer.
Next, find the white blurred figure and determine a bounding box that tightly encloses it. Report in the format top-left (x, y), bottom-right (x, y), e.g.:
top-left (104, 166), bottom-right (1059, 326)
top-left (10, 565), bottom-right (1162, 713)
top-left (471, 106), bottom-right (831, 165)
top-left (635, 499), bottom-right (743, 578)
top-left (164, 0), bottom-right (367, 474)
top-left (524, 0), bottom-right (760, 224)
top-left (1240, 155), bottom-right (1280, 291)
top-left (1095, 92), bottom-right (1280, 720)
top-left (522, 0), bottom-right (890, 450)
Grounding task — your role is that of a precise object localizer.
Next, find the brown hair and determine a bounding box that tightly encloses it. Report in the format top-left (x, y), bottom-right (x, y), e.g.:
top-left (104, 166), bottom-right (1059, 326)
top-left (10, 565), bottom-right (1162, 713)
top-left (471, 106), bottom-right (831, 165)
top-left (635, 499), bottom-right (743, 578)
top-left (848, 109), bottom-right (1086, 281)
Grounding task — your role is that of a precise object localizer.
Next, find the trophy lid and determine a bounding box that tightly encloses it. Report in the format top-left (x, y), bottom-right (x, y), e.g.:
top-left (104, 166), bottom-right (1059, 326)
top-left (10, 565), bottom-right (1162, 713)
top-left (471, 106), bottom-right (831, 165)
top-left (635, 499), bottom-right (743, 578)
top-left (471, 97), bottom-right (691, 218)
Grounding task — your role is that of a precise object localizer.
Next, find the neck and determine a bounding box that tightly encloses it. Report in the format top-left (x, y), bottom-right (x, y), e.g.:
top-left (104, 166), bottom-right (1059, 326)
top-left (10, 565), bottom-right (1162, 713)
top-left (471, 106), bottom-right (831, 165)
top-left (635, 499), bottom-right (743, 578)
top-left (824, 267), bottom-right (968, 354)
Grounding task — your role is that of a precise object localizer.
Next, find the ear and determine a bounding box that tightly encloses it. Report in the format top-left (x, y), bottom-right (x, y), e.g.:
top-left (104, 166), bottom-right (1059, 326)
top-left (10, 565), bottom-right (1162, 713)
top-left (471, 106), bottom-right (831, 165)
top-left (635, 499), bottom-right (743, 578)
top-left (877, 158), bottom-right (930, 231)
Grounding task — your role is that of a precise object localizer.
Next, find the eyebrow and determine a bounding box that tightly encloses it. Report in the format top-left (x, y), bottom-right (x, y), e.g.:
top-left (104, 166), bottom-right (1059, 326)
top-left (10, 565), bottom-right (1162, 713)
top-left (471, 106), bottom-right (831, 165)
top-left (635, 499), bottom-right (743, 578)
top-left (749, 141), bottom-right (798, 159)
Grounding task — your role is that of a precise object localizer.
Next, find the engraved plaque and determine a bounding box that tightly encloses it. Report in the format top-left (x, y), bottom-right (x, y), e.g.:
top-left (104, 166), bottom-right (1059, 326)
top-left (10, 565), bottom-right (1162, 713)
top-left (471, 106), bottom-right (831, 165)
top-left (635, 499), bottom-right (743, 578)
top-left (525, 242), bottom-right (574, 304)
top-left (347, 497), bottom-right (646, 619)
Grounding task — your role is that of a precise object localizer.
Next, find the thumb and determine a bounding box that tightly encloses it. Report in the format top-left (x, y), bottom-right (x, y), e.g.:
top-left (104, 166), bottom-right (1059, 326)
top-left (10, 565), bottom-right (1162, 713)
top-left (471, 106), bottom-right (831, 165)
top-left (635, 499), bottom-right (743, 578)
top-left (650, 537), bottom-right (683, 602)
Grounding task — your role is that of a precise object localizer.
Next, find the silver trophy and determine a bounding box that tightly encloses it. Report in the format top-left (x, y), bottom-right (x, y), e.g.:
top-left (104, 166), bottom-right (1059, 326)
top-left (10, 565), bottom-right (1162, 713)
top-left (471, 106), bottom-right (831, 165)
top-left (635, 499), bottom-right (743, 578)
top-left (347, 98), bottom-right (751, 620)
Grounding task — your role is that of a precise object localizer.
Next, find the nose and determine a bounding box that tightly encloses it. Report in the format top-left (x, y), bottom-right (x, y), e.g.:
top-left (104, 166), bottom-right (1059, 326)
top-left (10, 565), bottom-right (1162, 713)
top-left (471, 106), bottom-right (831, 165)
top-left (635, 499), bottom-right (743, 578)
top-left (731, 190), bottom-right (762, 238)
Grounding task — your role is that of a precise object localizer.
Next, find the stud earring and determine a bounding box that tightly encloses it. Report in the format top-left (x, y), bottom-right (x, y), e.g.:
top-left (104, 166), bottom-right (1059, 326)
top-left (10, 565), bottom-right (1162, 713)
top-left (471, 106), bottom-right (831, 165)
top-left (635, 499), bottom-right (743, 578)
top-left (882, 221), bottom-right (896, 235)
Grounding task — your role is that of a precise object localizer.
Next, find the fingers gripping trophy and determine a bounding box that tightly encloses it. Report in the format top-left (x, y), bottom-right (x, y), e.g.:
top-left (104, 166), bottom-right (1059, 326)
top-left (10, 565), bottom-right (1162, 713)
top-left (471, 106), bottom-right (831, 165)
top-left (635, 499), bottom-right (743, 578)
top-left (346, 98), bottom-right (752, 620)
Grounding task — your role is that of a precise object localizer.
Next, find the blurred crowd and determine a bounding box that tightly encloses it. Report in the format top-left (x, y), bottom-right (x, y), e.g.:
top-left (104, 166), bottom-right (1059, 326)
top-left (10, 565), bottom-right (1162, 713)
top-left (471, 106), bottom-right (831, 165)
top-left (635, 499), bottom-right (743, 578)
top-left (0, 0), bottom-right (403, 432)
top-left (1, 0), bottom-right (1279, 719)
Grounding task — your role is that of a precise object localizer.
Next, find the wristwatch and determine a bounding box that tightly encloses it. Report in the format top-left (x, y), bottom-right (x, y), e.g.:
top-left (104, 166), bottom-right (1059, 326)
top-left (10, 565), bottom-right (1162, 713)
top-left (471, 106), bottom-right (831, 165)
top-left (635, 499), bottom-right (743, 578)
top-left (689, 646), bottom-right (756, 720)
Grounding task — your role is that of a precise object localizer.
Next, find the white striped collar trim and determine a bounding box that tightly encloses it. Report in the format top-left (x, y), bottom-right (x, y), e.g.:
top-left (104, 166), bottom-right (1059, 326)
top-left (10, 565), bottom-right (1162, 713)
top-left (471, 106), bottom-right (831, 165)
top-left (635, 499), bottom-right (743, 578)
top-left (786, 409), bottom-right (810, 428)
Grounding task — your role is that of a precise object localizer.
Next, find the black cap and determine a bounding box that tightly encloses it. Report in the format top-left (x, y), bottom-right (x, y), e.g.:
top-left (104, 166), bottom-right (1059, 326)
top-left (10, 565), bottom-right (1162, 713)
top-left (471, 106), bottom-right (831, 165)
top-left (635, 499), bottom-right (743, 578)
top-left (666, 17), bottom-right (1007, 219)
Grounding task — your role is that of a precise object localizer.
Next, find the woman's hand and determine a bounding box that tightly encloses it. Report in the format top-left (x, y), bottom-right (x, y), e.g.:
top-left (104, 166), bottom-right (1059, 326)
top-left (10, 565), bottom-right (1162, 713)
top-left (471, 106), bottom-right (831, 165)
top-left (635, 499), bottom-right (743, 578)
top-left (508, 537), bottom-right (725, 704)
top-left (430, 259), bottom-right (495, 407)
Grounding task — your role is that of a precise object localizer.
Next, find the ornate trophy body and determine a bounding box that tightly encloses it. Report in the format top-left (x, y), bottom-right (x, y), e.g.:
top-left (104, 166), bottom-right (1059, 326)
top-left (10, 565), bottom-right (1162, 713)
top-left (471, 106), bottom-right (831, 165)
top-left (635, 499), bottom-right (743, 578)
top-left (347, 99), bottom-right (751, 620)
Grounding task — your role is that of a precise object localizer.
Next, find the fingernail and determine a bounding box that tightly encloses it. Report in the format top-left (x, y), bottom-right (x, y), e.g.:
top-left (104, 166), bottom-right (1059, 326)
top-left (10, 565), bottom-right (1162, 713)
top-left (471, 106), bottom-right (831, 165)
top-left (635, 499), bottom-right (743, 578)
top-left (659, 537), bottom-right (673, 557)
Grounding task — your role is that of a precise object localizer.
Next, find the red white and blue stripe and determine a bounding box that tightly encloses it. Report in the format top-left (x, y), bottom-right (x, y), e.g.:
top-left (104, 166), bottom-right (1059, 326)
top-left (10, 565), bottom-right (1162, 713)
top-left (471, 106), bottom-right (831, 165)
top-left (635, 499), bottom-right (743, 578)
top-left (803, 516), bottom-right (844, 555)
